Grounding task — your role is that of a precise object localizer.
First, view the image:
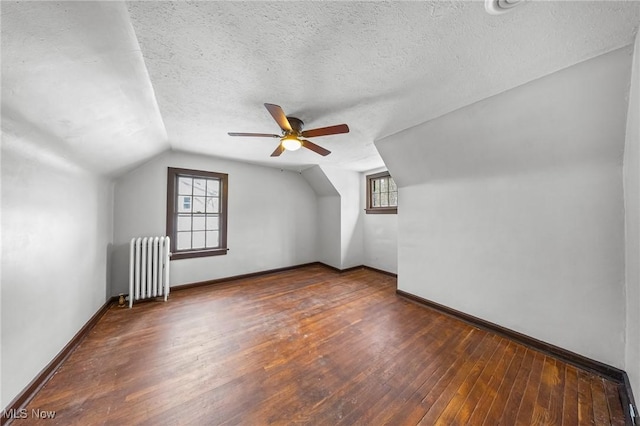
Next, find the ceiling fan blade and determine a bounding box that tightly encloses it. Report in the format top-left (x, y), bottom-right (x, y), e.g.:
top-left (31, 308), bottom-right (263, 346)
top-left (301, 140), bottom-right (331, 156)
top-left (301, 124), bottom-right (349, 138)
top-left (228, 132), bottom-right (280, 138)
top-left (270, 143), bottom-right (285, 157)
top-left (264, 103), bottom-right (292, 132)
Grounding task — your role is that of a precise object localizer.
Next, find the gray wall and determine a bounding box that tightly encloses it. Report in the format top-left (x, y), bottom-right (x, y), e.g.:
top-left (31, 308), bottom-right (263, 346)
top-left (302, 165), bottom-right (364, 270)
top-left (376, 46), bottom-right (632, 369)
top-left (111, 150), bottom-right (318, 294)
top-left (321, 167), bottom-right (364, 269)
top-left (301, 166), bottom-right (341, 269)
top-left (1, 142), bottom-right (113, 408)
top-left (624, 33), bottom-right (640, 399)
top-left (316, 196), bottom-right (342, 268)
top-left (361, 167), bottom-right (398, 274)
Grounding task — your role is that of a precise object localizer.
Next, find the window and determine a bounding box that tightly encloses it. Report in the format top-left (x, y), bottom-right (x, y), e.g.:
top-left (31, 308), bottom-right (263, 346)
top-left (366, 171), bottom-right (397, 214)
top-left (167, 167), bottom-right (228, 260)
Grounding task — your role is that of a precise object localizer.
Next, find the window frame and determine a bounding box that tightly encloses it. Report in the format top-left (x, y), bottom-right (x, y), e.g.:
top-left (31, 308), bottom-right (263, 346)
top-left (365, 171), bottom-right (398, 214)
top-left (166, 167), bottom-right (229, 260)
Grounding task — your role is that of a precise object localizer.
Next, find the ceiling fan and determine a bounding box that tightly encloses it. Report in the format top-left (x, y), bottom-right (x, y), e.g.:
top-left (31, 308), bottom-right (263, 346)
top-left (228, 103), bottom-right (349, 157)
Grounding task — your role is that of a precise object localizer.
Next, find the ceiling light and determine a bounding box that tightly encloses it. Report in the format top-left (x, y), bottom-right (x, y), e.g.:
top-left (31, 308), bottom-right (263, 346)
top-left (281, 135), bottom-right (302, 151)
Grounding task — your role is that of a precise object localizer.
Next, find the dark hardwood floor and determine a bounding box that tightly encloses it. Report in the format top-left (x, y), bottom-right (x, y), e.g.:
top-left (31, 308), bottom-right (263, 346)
top-left (14, 265), bottom-right (625, 425)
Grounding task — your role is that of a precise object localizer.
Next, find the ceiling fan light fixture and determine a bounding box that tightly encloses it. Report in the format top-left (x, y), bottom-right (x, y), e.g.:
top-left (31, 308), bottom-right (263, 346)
top-left (228, 103), bottom-right (347, 157)
top-left (281, 135), bottom-right (302, 151)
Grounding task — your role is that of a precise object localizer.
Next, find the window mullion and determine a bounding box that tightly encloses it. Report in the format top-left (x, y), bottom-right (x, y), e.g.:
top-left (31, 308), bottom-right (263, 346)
top-left (190, 177), bottom-right (194, 250)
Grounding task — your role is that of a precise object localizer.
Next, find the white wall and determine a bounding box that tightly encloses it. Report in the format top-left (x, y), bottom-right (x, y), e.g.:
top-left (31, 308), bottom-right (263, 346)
top-left (316, 196), bottom-right (341, 268)
top-left (624, 33), bottom-right (640, 399)
top-left (400, 166), bottom-right (625, 365)
top-left (301, 165), bottom-right (364, 270)
top-left (1, 141), bottom-right (113, 408)
top-left (301, 166), bottom-right (341, 269)
top-left (320, 167), bottom-right (364, 269)
top-left (376, 47), bottom-right (632, 368)
top-left (111, 150), bottom-right (317, 294)
top-left (361, 167), bottom-right (398, 274)
top-left (304, 164), bottom-right (396, 273)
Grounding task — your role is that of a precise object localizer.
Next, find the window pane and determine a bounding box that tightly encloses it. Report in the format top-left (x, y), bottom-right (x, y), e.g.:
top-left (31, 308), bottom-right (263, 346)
top-left (389, 191), bottom-right (398, 206)
top-left (373, 193), bottom-right (380, 207)
top-left (178, 196), bottom-right (192, 213)
top-left (178, 177), bottom-right (192, 195)
top-left (192, 196), bottom-right (206, 213)
top-left (207, 179), bottom-right (220, 197)
top-left (380, 178), bottom-right (387, 192)
top-left (192, 231), bottom-right (205, 249)
top-left (193, 179), bottom-right (206, 196)
top-left (372, 180), bottom-right (379, 194)
top-left (177, 215), bottom-right (191, 231)
top-left (206, 197), bottom-right (219, 213)
top-left (381, 192), bottom-right (389, 207)
top-left (193, 214), bottom-right (205, 231)
top-left (389, 178), bottom-right (397, 191)
top-left (206, 215), bottom-right (219, 231)
top-left (206, 231), bottom-right (220, 248)
top-left (177, 232), bottom-right (191, 250)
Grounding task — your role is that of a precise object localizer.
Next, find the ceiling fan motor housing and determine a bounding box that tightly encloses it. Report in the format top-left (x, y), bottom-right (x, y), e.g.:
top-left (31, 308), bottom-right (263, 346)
top-left (286, 117), bottom-right (304, 135)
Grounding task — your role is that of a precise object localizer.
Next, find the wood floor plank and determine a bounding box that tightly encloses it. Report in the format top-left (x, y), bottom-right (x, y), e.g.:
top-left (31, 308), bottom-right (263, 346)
top-left (546, 358), bottom-right (567, 425)
top-left (514, 350), bottom-right (546, 424)
top-left (455, 339), bottom-right (517, 425)
top-left (428, 336), bottom-right (508, 425)
top-left (10, 265), bottom-right (627, 425)
top-left (591, 378), bottom-right (613, 425)
top-left (368, 322), bottom-right (478, 425)
top-left (578, 369), bottom-right (597, 426)
top-left (603, 380), bottom-right (626, 425)
top-left (531, 356), bottom-right (560, 425)
top-left (479, 344), bottom-right (526, 424)
top-left (417, 334), bottom-right (499, 424)
top-left (382, 328), bottom-right (486, 425)
top-left (563, 365), bottom-right (580, 426)
top-left (496, 348), bottom-right (536, 425)
top-left (326, 314), bottom-right (450, 424)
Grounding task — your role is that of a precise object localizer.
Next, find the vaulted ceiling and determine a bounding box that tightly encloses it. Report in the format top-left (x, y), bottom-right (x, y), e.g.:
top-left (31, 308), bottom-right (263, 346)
top-left (2, 1), bottom-right (639, 176)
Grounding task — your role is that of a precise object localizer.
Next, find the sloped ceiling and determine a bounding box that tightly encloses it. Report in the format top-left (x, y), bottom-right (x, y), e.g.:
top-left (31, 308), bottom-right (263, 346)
top-left (2, 1), bottom-right (639, 176)
top-left (376, 46), bottom-right (634, 187)
top-left (302, 166), bottom-right (339, 197)
top-left (1, 1), bottom-right (169, 176)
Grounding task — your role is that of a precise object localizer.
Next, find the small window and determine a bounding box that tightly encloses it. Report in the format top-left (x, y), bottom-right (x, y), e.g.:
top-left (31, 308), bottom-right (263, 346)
top-left (167, 167), bottom-right (228, 260)
top-left (366, 171), bottom-right (397, 214)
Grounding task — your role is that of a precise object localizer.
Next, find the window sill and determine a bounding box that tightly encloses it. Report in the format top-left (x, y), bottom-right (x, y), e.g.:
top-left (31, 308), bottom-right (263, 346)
top-left (171, 248), bottom-right (229, 260)
top-left (365, 208), bottom-right (397, 215)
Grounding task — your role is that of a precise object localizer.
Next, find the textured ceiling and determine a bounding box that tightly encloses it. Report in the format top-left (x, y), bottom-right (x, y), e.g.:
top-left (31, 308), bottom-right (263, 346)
top-left (2, 1), bottom-right (640, 176)
top-left (2, 1), bottom-right (169, 176)
top-left (377, 46), bottom-right (633, 187)
top-left (127, 1), bottom-right (639, 172)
